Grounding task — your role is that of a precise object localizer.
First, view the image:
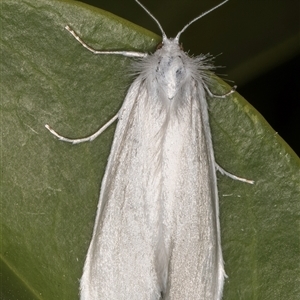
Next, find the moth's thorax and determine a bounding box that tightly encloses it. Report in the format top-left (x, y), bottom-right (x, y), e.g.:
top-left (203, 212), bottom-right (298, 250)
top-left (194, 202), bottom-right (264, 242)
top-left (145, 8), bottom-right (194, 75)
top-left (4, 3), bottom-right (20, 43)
top-left (155, 38), bottom-right (189, 100)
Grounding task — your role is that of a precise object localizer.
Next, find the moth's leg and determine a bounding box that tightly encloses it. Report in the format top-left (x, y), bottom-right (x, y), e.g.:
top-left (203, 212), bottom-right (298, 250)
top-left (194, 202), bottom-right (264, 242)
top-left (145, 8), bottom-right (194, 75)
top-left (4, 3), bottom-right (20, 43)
top-left (204, 84), bottom-right (237, 99)
top-left (45, 113), bottom-right (118, 144)
top-left (65, 25), bottom-right (147, 58)
top-left (216, 163), bottom-right (254, 184)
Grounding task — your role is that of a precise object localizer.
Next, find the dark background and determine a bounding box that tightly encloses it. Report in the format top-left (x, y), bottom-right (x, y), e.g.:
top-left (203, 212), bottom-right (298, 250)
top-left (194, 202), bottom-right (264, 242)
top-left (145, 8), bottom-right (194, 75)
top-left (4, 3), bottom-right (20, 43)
top-left (77, 0), bottom-right (299, 155)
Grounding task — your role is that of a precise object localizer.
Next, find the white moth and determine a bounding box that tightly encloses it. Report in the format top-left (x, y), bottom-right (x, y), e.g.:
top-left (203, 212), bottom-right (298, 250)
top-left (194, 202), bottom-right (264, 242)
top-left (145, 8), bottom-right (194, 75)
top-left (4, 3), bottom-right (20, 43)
top-left (46, 0), bottom-right (253, 299)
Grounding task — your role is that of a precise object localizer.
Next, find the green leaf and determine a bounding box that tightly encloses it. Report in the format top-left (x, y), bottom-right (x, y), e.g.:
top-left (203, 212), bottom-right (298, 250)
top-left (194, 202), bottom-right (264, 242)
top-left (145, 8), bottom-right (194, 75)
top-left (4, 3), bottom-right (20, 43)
top-left (1, 0), bottom-right (299, 299)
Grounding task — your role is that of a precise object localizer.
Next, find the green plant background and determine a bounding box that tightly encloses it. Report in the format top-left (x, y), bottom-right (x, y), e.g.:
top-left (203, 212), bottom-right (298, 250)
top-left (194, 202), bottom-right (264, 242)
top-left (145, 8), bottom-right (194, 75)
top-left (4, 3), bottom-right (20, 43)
top-left (1, 0), bottom-right (299, 299)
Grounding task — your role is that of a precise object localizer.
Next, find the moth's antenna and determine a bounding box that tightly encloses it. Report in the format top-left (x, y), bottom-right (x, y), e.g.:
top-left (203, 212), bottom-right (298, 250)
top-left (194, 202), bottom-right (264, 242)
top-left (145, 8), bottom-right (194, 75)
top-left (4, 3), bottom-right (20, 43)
top-left (135, 0), bottom-right (167, 41)
top-left (175, 0), bottom-right (229, 41)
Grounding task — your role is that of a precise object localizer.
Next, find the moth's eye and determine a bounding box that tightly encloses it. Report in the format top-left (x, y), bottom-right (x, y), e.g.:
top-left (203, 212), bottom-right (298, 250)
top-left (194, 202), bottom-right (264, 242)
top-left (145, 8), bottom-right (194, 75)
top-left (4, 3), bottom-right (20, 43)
top-left (156, 42), bottom-right (163, 50)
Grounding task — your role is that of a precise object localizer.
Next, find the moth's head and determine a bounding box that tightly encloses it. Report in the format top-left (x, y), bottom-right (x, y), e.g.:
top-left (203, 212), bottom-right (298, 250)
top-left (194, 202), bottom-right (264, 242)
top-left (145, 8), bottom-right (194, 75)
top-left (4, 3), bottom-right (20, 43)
top-left (152, 39), bottom-right (189, 101)
top-left (156, 38), bottom-right (183, 52)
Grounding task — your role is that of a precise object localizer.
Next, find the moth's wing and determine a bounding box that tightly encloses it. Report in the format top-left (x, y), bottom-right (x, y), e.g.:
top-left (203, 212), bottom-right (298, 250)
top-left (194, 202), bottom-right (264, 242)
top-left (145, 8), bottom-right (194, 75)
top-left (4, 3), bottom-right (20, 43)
top-left (80, 76), bottom-right (167, 300)
top-left (164, 80), bottom-right (224, 300)
top-left (199, 79), bottom-right (225, 300)
top-left (80, 75), bottom-right (225, 300)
